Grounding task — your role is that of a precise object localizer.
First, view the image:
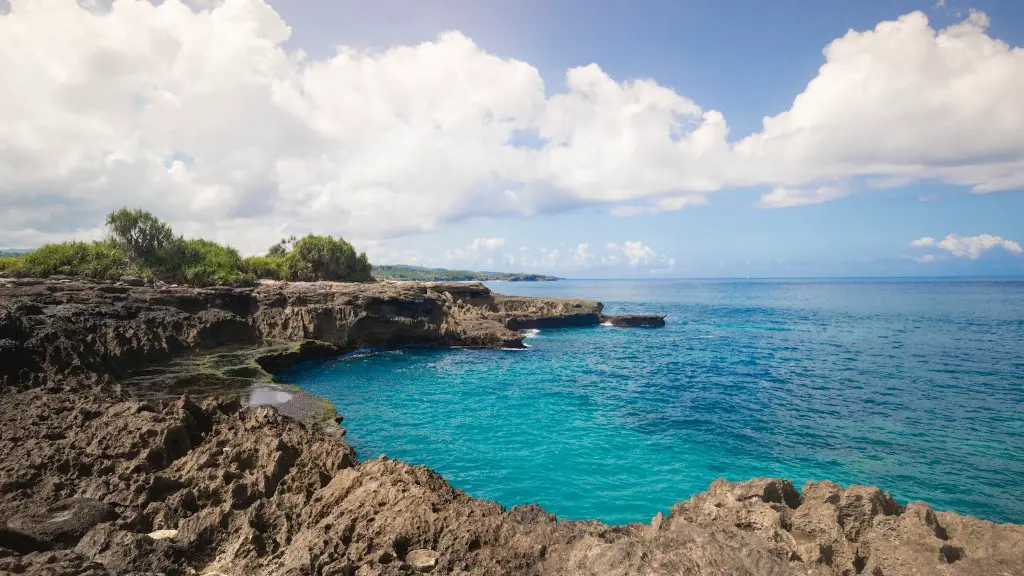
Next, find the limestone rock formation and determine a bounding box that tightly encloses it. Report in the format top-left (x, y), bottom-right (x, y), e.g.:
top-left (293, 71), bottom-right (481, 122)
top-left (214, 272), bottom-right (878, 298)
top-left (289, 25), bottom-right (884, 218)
top-left (0, 277), bottom-right (656, 393)
top-left (1, 278), bottom-right (1021, 575)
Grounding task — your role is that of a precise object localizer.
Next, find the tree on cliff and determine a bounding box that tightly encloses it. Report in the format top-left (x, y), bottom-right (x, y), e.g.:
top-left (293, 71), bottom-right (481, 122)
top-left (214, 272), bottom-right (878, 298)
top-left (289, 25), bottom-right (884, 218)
top-left (105, 208), bottom-right (175, 261)
top-left (267, 235), bottom-right (296, 257)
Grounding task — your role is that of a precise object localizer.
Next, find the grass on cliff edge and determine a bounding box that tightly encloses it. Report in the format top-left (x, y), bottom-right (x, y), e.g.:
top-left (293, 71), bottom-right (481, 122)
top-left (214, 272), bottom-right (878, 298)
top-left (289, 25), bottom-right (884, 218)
top-left (0, 208), bottom-right (372, 287)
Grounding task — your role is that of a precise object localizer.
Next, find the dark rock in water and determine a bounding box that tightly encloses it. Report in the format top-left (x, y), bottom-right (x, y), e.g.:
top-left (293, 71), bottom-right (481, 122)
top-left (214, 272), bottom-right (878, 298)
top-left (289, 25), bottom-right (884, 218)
top-left (2, 498), bottom-right (117, 552)
top-left (601, 314), bottom-right (667, 327)
top-left (0, 278), bottom-right (1022, 575)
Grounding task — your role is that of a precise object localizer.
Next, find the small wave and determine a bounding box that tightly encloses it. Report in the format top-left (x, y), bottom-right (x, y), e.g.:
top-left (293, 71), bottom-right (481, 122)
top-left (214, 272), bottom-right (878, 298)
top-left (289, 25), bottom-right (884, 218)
top-left (601, 321), bottom-right (614, 327)
top-left (523, 328), bottom-right (541, 338)
top-left (342, 348), bottom-right (387, 359)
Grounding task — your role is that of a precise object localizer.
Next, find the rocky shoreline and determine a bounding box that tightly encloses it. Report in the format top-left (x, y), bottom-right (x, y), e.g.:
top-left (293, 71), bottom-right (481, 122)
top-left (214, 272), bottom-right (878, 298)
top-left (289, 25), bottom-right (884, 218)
top-left (1, 278), bottom-right (1021, 575)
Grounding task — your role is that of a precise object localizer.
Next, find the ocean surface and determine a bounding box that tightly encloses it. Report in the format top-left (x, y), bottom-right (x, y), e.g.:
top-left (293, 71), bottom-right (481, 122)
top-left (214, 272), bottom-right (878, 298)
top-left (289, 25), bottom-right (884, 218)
top-left (283, 279), bottom-right (1024, 525)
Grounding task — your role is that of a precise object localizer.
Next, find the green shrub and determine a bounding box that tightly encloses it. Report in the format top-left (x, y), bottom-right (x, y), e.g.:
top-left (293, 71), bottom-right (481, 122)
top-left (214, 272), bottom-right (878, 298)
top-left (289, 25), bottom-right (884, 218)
top-left (284, 234), bottom-right (373, 282)
top-left (0, 254), bottom-right (18, 273)
top-left (243, 255), bottom-right (288, 280)
top-left (178, 238), bottom-right (244, 269)
top-left (249, 234), bottom-right (372, 282)
top-left (0, 240), bottom-right (125, 280)
top-left (2, 209), bottom-right (372, 286)
top-left (165, 238), bottom-right (254, 287)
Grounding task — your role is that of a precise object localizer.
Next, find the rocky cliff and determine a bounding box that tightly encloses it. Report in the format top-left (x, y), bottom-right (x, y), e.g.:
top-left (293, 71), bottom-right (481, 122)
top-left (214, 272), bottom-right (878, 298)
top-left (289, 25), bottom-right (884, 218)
top-left (0, 278), bottom-right (626, 392)
top-left (1, 278), bottom-right (1021, 576)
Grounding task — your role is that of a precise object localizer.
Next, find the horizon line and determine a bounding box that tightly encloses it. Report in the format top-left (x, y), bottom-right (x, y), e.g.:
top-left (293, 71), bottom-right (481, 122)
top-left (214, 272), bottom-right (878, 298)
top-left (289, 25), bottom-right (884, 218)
top-left (504, 275), bottom-right (1024, 281)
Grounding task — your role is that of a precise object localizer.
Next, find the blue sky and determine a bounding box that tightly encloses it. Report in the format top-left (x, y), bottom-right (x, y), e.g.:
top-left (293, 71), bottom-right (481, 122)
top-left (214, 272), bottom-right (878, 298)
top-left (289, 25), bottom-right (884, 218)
top-left (270, 0), bottom-right (1024, 137)
top-left (2, 0), bottom-right (1023, 277)
top-left (264, 0), bottom-right (1024, 277)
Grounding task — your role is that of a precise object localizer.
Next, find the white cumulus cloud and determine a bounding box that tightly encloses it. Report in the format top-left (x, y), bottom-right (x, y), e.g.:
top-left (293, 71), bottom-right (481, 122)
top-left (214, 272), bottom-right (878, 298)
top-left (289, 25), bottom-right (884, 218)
top-left (572, 243), bottom-right (595, 267)
top-left (606, 241), bottom-right (657, 266)
top-left (756, 185), bottom-right (849, 209)
top-left (910, 233), bottom-right (1023, 260)
top-left (735, 11), bottom-right (1024, 193)
top-left (609, 194), bottom-right (708, 217)
top-left (444, 237), bottom-right (506, 264)
top-left (467, 237), bottom-right (505, 251)
top-left (389, 237), bottom-right (676, 274)
top-left (1, 2), bottom-right (1023, 250)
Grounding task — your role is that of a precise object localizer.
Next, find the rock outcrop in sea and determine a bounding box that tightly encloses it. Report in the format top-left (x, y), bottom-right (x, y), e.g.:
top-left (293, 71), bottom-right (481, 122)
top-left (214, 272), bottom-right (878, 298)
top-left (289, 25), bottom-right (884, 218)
top-left (1, 278), bottom-right (1021, 575)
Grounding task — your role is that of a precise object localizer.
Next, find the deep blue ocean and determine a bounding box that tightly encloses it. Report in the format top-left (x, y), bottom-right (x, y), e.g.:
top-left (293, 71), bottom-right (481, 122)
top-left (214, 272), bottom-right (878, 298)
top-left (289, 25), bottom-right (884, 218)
top-left (283, 279), bottom-right (1024, 525)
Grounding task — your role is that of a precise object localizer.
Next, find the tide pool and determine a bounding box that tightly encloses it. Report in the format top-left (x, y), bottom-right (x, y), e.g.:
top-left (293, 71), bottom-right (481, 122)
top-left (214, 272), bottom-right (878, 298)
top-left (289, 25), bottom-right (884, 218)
top-left (282, 279), bottom-right (1024, 525)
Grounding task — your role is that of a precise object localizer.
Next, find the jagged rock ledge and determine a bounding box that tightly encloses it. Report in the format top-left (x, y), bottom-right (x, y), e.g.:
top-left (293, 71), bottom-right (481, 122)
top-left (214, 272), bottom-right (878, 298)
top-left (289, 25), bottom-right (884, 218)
top-left (600, 313), bottom-right (667, 327)
top-left (0, 277), bottom-right (658, 392)
top-left (1, 278), bottom-right (1022, 575)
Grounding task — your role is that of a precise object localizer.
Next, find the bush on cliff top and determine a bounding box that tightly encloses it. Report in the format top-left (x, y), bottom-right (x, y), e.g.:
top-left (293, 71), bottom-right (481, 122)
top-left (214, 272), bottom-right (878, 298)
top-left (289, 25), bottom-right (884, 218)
top-left (0, 209), bottom-right (372, 287)
top-left (168, 238), bottom-right (255, 287)
top-left (0, 240), bottom-right (126, 280)
top-left (243, 234), bottom-right (372, 283)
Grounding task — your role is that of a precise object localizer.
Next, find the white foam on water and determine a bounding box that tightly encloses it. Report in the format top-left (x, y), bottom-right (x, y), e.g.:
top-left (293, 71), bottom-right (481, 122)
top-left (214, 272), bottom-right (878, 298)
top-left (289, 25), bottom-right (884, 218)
top-left (523, 328), bottom-right (541, 338)
top-left (344, 348), bottom-right (387, 359)
top-left (601, 321), bottom-right (614, 327)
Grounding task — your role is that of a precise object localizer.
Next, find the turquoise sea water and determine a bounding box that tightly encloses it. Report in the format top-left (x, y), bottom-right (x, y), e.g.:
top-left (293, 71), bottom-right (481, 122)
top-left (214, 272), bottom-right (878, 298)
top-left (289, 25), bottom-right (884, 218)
top-left (283, 279), bottom-right (1024, 525)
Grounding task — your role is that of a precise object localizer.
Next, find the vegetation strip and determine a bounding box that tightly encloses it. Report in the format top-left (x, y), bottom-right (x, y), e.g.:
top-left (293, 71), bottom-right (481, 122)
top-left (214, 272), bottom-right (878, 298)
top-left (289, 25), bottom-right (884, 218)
top-left (0, 208), bottom-right (371, 287)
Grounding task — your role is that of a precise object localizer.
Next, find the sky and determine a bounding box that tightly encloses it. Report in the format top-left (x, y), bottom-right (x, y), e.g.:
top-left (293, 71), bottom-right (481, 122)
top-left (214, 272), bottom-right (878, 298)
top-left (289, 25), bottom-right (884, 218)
top-left (1, 0), bottom-right (1023, 277)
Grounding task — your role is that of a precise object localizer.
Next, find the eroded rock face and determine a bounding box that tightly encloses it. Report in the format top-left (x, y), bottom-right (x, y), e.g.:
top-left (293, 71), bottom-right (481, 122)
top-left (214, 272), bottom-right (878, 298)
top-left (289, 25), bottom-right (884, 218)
top-left (661, 478), bottom-right (1024, 575)
top-left (495, 295), bottom-right (603, 330)
top-left (2, 497), bottom-right (116, 552)
top-left (5, 394), bottom-right (1019, 576)
top-left (0, 278), bottom-right (647, 392)
top-left (1, 278), bottom-right (1022, 575)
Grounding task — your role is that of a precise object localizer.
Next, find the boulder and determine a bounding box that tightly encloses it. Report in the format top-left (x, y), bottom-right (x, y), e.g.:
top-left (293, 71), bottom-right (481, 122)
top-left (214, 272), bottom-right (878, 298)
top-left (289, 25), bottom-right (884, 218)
top-left (74, 523), bottom-right (183, 575)
top-left (2, 498), bottom-right (117, 552)
top-left (406, 548), bottom-right (439, 572)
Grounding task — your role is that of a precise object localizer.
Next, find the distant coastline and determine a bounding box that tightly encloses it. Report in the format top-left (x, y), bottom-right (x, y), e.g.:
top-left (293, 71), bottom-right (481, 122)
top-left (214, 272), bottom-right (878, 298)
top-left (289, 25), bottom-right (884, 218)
top-left (373, 264), bottom-right (560, 282)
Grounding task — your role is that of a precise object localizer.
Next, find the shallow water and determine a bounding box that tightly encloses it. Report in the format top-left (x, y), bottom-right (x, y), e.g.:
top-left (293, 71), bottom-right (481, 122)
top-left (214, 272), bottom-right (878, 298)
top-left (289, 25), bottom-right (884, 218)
top-left (283, 279), bottom-right (1024, 525)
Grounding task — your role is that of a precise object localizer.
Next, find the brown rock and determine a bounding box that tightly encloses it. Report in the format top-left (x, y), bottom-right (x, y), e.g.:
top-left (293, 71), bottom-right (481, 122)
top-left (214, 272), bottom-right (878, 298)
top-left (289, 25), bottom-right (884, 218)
top-left (405, 548), bottom-right (439, 572)
top-left (1, 278), bottom-right (1022, 576)
top-left (74, 523), bottom-right (183, 575)
top-left (0, 278), bottom-right (639, 392)
top-left (2, 498), bottom-right (117, 552)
